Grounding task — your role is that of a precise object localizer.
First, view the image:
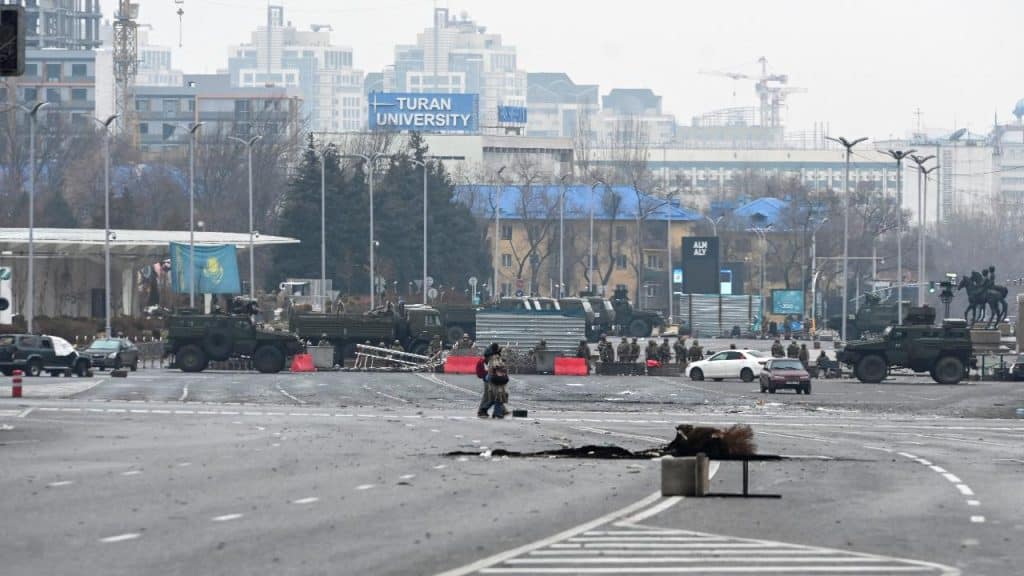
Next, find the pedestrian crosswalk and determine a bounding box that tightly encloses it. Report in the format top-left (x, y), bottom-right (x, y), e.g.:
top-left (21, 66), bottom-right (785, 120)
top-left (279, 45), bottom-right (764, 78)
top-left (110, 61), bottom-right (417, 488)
top-left (469, 502), bottom-right (958, 575)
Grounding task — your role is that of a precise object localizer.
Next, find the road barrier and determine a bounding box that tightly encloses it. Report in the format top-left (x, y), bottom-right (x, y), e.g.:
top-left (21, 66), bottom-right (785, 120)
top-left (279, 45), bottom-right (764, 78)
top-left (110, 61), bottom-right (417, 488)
top-left (444, 355), bottom-right (479, 374)
top-left (11, 369), bottom-right (22, 398)
top-left (290, 354), bottom-right (316, 373)
top-left (554, 357), bottom-right (588, 376)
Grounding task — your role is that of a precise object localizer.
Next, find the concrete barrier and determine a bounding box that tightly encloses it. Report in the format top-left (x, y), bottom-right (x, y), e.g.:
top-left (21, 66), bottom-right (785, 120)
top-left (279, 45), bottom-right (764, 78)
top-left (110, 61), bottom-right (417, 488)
top-left (661, 454), bottom-right (710, 497)
top-left (444, 355), bottom-right (480, 375)
top-left (554, 357), bottom-right (588, 376)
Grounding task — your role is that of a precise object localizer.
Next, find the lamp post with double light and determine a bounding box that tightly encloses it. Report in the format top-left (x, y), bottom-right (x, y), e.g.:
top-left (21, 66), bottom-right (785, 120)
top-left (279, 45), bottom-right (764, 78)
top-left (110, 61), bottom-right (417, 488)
top-left (825, 135), bottom-right (868, 343)
top-left (93, 114), bottom-right (119, 337)
top-left (881, 148), bottom-right (916, 324)
top-left (228, 135), bottom-right (262, 301)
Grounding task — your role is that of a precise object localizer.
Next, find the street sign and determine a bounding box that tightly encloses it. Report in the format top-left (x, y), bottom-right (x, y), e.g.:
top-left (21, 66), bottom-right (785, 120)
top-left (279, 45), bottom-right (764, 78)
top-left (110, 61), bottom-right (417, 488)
top-left (468, 276), bottom-right (478, 287)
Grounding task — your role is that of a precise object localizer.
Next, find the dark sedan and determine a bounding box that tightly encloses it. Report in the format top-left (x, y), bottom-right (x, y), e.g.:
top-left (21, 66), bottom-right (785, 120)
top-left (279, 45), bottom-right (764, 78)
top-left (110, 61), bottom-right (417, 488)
top-left (759, 358), bottom-right (812, 394)
top-left (83, 338), bottom-right (139, 371)
top-left (1012, 355), bottom-right (1024, 381)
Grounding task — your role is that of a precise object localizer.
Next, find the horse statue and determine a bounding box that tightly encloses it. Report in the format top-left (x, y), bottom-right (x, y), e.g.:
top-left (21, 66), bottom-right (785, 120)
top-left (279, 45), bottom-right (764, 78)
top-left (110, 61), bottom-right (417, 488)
top-left (957, 267), bottom-right (1008, 328)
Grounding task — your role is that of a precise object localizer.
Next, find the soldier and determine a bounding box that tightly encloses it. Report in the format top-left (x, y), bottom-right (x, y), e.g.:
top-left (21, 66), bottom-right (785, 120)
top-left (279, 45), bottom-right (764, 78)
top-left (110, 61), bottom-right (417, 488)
top-left (575, 340), bottom-right (592, 374)
top-left (798, 343), bottom-right (810, 369)
top-left (316, 333), bottom-right (330, 347)
top-left (428, 334), bottom-right (443, 356)
top-left (687, 339), bottom-right (704, 362)
top-left (658, 337), bottom-right (672, 364)
top-left (673, 336), bottom-right (687, 365)
top-left (533, 339), bottom-right (548, 355)
top-left (771, 339), bottom-right (785, 358)
top-left (629, 338), bottom-right (641, 363)
top-left (787, 340), bottom-right (800, 359)
top-left (599, 335), bottom-right (615, 363)
top-left (457, 334), bottom-right (474, 351)
top-left (616, 338), bottom-right (630, 364)
top-left (645, 340), bottom-right (660, 364)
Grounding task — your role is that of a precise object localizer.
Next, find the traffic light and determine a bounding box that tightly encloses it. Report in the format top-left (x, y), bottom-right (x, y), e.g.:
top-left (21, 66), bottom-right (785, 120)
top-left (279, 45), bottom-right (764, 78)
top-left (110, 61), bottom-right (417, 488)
top-left (0, 6), bottom-right (25, 77)
top-left (928, 281), bottom-right (936, 294)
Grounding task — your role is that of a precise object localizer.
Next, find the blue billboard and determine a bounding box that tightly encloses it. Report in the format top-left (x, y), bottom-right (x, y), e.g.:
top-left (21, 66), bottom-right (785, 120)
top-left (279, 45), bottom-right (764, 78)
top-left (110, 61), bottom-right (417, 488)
top-left (771, 289), bottom-right (804, 315)
top-left (368, 92), bottom-right (479, 133)
top-left (498, 105), bottom-right (528, 124)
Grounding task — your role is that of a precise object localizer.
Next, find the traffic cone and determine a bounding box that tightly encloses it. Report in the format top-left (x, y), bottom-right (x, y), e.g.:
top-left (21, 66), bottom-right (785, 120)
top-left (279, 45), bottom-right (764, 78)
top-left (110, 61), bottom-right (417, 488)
top-left (12, 369), bottom-right (23, 398)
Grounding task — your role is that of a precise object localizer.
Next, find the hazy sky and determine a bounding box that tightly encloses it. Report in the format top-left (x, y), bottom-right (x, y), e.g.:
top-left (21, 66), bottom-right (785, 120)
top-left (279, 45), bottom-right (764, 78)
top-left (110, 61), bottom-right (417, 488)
top-left (118, 0), bottom-right (1024, 139)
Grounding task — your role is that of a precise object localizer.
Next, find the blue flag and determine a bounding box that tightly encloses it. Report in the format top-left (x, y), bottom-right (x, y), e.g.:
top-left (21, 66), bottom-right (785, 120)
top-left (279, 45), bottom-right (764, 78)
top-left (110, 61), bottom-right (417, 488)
top-left (169, 242), bottom-right (241, 295)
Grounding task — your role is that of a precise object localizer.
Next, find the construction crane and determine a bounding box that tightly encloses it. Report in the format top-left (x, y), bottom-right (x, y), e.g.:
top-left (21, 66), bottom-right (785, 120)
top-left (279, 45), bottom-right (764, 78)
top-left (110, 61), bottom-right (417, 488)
top-left (698, 57), bottom-right (805, 128)
top-left (112, 0), bottom-right (138, 140)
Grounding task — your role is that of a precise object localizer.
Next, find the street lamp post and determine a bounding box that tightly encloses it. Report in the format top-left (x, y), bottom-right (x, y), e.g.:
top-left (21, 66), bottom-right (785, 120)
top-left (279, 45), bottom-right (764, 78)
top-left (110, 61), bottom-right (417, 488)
top-left (411, 155), bottom-right (465, 304)
top-left (810, 217), bottom-right (829, 334)
top-left (558, 174), bottom-right (571, 297)
top-left (228, 135), bottom-right (262, 301)
top-left (589, 179), bottom-right (606, 294)
top-left (703, 215), bottom-right (723, 237)
top-left (21, 101), bottom-right (48, 334)
top-left (910, 154), bottom-right (937, 305)
top-left (187, 122), bottom-right (204, 308)
top-left (665, 194), bottom-right (675, 324)
top-left (751, 226), bottom-right (772, 334)
top-left (881, 149), bottom-right (916, 324)
top-left (494, 166), bottom-right (506, 301)
top-left (93, 114), bottom-right (119, 337)
top-left (825, 136), bottom-right (868, 343)
top-left (341, 152), bottom-right (387, 309)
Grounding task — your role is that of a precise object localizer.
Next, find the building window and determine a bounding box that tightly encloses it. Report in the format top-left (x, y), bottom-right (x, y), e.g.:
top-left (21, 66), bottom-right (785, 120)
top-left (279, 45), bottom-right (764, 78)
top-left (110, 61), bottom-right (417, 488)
top-left (138, 123), bottom-right (149, 135)
top-left (24, 63), bottom-right (37, 77)
top-left (23, 87), bottom-right (37, 101)
top-left (71, 88), bottom-right (87, 101)
top-left (616, 254), bottom-right (628, 269)
top-left (647, 255), bottom-right (663, 270)
top-left (501, 224), bottom-right (512, 241)
top-left (645, 284), bottom-right (658, 298)
top-left (163, 99), bottom-right (177, 117)
top-left (501, 254), bottom-right (512, 268)
top-left (71, 63), bottom-right (87, 77)
top-left (616, 225), bottom-right (627, 241)
top-left (45, 88), bottom-right (60, 103)
top-left (162, 123), bottom-right (175, 140)
top-left (136, 99), bottom-right (149, 112)
top-left (46, 63), bottom-right (61, 82)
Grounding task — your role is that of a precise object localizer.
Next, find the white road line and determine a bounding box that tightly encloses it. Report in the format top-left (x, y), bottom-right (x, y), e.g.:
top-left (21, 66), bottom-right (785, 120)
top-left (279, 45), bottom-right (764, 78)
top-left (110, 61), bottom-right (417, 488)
top-left (915, 459), bottom-right (933, 466)
top-left (572, 425), bottom-right (666, 444)
top-left (897, 452), bottom-right (918, 459)
top-left (293, 497), bottom-right (319, 505)
top-left (970, 516), bottom-right (985, 523)
top-left (399, 474), bottom-right (416, 480)
top-left (942, 473), bottom-right (962, 484)
top-left (361, 384), bottom-right (411, 404)
top-left (121, 470), bottom-right (142, 476)
top-left (212, 513), bottom-right (244, 522)
top-left (956, 484), bottom-right (975, 496)
top-left (179, 384), bottom-right (188, 402)
top-left (929, 465), bottom-right (947, 474)
top-left (99, 533), bottom-right (141, 543)
top-left (615, 497), bottom-right (683, 527)
top-left (434, 492), bottom-right (664, 576)
top-left (47, 480), bottom-right (74, 487)
top-left (356, 484), bottom-right (375, 490)
top-left (174, 410), bottom-right (194, 415)
top-left (17, 407), bottom-right (34, 418)
top-left (966, 500), bottom-right (980, 507)
top-left (276, 385), bottom-right (305, 405)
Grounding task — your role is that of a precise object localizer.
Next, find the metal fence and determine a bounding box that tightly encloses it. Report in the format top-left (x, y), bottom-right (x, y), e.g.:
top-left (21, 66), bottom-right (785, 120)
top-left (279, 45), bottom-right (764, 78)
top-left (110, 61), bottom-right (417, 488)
top-left (475, 312), bottom-right (586, 356)
top-left (678, 294), bottom-right (763, 338)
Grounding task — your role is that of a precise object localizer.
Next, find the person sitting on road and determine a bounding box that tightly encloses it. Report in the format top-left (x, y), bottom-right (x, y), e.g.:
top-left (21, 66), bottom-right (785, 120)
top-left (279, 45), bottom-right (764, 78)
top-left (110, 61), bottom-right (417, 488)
top-left (771, 339), bottom-right (785, 358)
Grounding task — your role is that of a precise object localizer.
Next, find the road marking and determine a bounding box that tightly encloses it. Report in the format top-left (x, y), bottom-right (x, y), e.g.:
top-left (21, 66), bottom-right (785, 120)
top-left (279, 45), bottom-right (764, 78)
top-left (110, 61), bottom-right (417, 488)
top-left (929, 465), bottom-right (947, 474)
top-left (47, 480), bottom-right (74, 487)
top-left (293, 497), bottom-right (319, 505)
top-left (121, 470), bottom-right (142, 476)
top-left (966, 500), bottom-right (980, 507)
top-left (179, 384), bottom-right (188, 402)
top-left (212, 513), bottom-right (244, 522)
top-left (399, 474), bottom-right (416, 480)
top-left (942, 473), bottom-right (962, 484)
top-left (362, 384), bottom-right (411, 404)
top-left (970, 516), bottom-right (985, 523)
top-left (439, 492), bottom-right (958, 576)
top-left (276, 385), bottom-right (305, 405)
top-left (897, 452), bottom-right (918, 459)
top-left (356, 484), bottom-right (375, 490)
top-left (573, 425), bottom-right (666, 444)
top-left (956, 484), bottom-right (974, 496)
top-left (99, 533), bottom-right (141, 543)
top-left (17, 407), bottom-right (34, 418)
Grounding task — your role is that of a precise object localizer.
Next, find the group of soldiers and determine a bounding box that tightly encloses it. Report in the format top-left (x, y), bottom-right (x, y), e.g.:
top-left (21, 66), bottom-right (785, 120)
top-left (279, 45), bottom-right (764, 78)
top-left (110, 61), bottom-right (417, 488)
top-left (591, 335), bottom-right (705, 365)
top-left (770, 338), bottom-right (811, 366)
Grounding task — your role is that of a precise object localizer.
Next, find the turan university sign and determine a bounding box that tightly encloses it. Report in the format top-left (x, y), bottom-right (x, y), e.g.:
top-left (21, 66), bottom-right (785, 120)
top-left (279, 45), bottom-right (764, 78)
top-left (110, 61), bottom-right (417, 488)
top-left (368, 92), bottom-right (479, 133)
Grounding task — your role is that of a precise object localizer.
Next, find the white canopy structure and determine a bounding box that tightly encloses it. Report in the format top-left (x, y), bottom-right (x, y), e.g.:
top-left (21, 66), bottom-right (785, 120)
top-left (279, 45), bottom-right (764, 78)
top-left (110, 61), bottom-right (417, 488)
top-left (0, 228), bottom-right (299, 257)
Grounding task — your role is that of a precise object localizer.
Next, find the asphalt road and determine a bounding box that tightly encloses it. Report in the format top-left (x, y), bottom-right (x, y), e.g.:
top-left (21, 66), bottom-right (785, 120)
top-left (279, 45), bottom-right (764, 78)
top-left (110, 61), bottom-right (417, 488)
top-left (2, 367), bottom-right (1023, 575)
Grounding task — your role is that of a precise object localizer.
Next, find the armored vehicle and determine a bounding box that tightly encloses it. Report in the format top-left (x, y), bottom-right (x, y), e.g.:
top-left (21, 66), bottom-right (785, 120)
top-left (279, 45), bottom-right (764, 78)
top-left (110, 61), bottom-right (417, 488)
top-left (435, 303), bottom-right (480, 344)
top-left (290, 302), bottom-right (444, 362)
top-left (166, 308), bottom-right (304, 374)
top-left (586, 296), bottom-right (617, 337)
top-left (836, 306), bottom-right (973, 384)
top-left (558, 297), bottom-right (598, 340)
top-left (829, 293), bottom-right (903, 340)
top-left (610, 287), bottom-right (664, 337)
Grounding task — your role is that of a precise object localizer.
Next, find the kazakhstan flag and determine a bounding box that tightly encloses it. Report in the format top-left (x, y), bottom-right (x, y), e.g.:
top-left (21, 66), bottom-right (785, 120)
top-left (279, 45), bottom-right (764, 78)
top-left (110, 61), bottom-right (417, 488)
top-left (169, 242), bottom-right (242, 295)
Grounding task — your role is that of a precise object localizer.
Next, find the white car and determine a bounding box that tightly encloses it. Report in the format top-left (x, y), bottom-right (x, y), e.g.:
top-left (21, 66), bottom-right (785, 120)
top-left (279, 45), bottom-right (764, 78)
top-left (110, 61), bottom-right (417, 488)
top-left (686, 349), bottom-right (768, 382)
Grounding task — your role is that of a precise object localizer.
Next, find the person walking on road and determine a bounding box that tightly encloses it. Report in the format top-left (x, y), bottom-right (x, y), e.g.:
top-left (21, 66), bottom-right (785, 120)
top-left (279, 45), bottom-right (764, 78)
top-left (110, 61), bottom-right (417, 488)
top-left (477, 343), bottom-right (509, 419)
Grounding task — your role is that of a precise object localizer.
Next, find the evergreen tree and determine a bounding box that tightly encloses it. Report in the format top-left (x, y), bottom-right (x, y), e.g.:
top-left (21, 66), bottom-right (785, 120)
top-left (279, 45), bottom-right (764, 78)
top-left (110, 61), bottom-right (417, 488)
top-left (273, 135), bottom-right (325, 281)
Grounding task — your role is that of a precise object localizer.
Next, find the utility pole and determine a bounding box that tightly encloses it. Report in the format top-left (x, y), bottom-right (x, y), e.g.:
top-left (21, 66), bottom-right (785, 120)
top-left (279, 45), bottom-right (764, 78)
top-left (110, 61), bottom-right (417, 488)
top-left (881, 149), bottom-right (916, 324)
top-left (910, 154), bottom-right (936, 305)
top-left (825, 136), bottom-right (868, 342)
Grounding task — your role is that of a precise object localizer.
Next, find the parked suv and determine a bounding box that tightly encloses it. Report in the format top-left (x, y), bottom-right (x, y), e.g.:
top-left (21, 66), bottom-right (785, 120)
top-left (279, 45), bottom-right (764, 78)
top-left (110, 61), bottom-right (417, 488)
top-left (83, 338), bottom-right (139, 371)
top-left (0, 334), bottom-right (91, 377)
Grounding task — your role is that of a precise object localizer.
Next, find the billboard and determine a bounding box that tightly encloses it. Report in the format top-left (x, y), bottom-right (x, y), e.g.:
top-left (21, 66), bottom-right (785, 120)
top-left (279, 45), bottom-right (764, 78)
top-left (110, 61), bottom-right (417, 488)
top-left (368, 92), bottom-right (479, 132)
top-left (681, 237), bottom-right (720, 294)
top-left (498, 105), bottom-right (527, 124)
top-left (771, 289), bottom-right (804, 315)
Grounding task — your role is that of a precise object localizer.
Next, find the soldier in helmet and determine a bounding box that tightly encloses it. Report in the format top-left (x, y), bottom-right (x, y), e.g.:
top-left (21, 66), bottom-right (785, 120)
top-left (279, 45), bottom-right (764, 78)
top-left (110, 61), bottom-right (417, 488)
top-left (616, 338), bottom-right (630, 364)
top-left (629, 338), bottom-right (640, 363)
top-left (658, 337), bottom-right (672, 364)
top-left (687, 339), bottom-right (704, 362)
top-left (771, 339), bottom-right (785, 358)
top-left (645, 340), bottom-right (660, 364)
top-left (673, 336), bottom-right (687, 365)
top-left (787, 340), bottom-right (800, 359)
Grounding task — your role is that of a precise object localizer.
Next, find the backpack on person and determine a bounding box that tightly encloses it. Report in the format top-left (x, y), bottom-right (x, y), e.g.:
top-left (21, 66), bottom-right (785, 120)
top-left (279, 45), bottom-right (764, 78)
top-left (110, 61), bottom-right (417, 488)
top-left (488, 355), bottom-right (509, 385)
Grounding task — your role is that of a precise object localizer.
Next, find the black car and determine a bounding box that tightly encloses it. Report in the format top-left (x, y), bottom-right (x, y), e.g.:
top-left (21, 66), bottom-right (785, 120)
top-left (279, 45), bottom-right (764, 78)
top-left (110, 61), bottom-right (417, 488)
top-left (1011, 355), bottom-right (1024, 381)
top-left (0, 334), bottom-right (91, 377)
top-left (83, 338), bottom-right (139, 371)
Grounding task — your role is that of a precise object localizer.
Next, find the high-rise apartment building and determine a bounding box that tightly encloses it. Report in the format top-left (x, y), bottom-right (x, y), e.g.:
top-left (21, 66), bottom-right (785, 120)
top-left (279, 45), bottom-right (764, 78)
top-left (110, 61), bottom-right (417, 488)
top-left (526, 73), bottom-right (599, 139)
top-left (228, 5), bottom-right (364, 132)
top-left (383, 8), bottom-right (527, 128)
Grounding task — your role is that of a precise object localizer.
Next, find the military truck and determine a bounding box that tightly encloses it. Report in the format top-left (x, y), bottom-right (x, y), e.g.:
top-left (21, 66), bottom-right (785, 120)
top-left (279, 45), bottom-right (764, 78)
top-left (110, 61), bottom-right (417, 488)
top-left (165, 310), bottom-right (304, 373)
top-left (610, 287), bottom-right (664, 337)
top-left (558, 297), bottom-right (598, 340)
top-left (435, 303), bottom-right (480, 344)
top-left (829, 293), bottom-right (904, 340)
top-left (290, 303), bottom-right (444, 362)
top-left (586, 296), bottom-right (617, 337)
top-left (836, 306), bottom-right (973, 384)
